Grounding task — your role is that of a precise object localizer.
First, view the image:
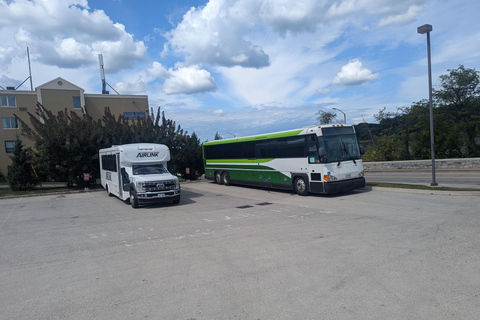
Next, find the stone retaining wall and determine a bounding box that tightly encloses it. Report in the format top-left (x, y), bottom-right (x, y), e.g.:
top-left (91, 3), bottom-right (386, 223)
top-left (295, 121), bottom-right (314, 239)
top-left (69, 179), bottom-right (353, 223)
top-left (363, 158), bottom-right (480, 171)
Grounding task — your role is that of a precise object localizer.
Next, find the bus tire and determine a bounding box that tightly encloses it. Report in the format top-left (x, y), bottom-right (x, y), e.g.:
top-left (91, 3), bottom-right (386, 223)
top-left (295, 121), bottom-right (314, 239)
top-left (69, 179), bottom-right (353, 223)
top-left (172, 195), bottom-right (180, 204)
top-left (294, 177), bottom-right (309, 196)
top-left (221, 172), bottom-right (231, 186)
top-left (106, 185), bottom-right (113, 197)
top-left (130, 189), bottom-right (139, 208)
top-left (215, 171), bottom-right (223, 184)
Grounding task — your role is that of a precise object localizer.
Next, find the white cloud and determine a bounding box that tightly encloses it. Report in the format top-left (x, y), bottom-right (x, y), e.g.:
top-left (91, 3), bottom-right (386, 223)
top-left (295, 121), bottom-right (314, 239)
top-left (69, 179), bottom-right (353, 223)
top-left (163, 0), bottom-right (269, 68)
top-left (213, 109), bottom-right (226, 116)
top-left (316, 88), bottom-right (331, 95)
top-left (260, 0), bottom-right (323, 36)
top-left (332, 58), bottom-right (379, 86)
top-left (163, 66), bottom-right (217, 95)
top-left (147, 62), bottom-right (170, 79)
top-left (162, 0), bottom-right (428, 72)
top-left (0, 0), bottom-right (147, 72)
top-left (378, 5), bottom-right (423, 27)
top-left (114, 80), bottom-right (147, 95)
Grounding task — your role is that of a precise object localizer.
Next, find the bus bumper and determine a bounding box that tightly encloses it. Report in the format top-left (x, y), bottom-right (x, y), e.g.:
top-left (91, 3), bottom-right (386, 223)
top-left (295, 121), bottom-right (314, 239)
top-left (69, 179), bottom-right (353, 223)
top-left (136, 189), bottom-right (180, 203)
top-left (310, 177), bottom-right (365, 194)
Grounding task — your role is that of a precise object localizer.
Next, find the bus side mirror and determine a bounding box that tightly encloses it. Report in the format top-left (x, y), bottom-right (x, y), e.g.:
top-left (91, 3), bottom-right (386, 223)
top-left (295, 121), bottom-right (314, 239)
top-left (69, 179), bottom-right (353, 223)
top-left (318, 147), bottom-right (326, 157)
top-left (360, 146), bottom-right (365, 155)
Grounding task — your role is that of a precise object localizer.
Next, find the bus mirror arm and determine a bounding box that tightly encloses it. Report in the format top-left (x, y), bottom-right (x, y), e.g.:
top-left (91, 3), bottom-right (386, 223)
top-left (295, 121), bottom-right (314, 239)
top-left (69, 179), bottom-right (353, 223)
top-left (360, 146), bottom-right (365, 155)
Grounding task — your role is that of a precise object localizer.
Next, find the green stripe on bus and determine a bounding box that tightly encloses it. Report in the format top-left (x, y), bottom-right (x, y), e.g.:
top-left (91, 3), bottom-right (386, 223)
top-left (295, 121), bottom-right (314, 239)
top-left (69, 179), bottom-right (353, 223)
top-left (203, 129), bottom-right (303, 146)
top-left (206, 158), bottom-right (274, 164)
top-left (205, 164), bottom-right (275, 171)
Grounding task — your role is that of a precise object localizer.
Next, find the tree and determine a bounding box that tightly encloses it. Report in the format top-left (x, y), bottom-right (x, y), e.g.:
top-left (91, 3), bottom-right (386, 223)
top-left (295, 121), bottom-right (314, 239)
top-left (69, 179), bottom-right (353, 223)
top-left (16, 103), bottom-right (102, 187)
top-left (214, 132), bottom-right (223, 140)
top-left (362, 135), bottom-right (406, 162)
top-left (434, 65), bottom-right (480, 156)
top-left (173, 132), bottom-right (203, 179)
top-left (16, 103), bottom-right (201, 186)
top-left (317, 110), bottom-right (338, 124)
top-left (7, 139), bottom-right (40, 191)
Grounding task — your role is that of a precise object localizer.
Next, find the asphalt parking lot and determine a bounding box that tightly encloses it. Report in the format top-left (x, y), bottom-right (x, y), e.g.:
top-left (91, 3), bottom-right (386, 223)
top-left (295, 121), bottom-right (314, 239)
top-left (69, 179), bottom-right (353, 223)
top-left (1, 181), bottom-right (480, 319)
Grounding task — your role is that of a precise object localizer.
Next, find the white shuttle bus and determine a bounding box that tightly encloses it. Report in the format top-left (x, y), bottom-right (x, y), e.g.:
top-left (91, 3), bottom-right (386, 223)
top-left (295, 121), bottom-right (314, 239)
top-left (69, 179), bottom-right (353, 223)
top-left (99, 143), bottom-right (180, 208)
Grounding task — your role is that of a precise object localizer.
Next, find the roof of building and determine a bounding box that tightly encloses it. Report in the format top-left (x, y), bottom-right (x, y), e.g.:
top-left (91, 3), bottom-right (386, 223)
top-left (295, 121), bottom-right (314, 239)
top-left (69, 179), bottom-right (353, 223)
top-left (36, 77), bottom-right (84, 92)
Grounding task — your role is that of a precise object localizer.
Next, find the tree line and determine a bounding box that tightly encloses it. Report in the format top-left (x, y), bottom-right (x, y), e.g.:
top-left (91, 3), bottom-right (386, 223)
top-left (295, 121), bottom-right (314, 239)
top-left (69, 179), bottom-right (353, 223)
top-left (321, 65), bottom-right (480, 161)
top-left (9, 104), bottom-right (203, 190)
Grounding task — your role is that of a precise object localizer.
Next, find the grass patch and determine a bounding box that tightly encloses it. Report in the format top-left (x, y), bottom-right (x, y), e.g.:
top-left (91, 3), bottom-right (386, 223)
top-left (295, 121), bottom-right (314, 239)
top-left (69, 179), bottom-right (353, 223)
top-left (366, 181), bottom-right (480, 192)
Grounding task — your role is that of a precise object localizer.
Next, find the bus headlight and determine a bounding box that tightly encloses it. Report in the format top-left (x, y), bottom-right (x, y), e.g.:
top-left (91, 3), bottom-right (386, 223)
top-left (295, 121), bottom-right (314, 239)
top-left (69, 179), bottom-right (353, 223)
top-left (357, 171), bottom-right (364, 178)
top-left (324, 175), bottom-right (338, 182)
top-left (175, 180), bottom-right (180, 189)
top-left (136, 182), bottom-right (145, 192)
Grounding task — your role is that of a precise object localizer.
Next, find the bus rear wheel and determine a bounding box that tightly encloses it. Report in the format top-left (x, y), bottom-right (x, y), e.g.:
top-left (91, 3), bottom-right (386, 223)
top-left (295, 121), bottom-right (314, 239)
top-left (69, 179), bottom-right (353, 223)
top-left (294, 177), bottom-right (309, 196)
top-left (221, 172), bottom-right (231, 186)
top-left (215, 171), bottom-right (223, 184)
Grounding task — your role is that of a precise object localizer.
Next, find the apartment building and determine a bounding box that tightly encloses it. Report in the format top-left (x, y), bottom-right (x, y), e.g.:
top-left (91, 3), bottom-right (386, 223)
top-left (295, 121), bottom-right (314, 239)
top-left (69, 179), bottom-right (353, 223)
top-left (0, 77), bottom-right (149, 179)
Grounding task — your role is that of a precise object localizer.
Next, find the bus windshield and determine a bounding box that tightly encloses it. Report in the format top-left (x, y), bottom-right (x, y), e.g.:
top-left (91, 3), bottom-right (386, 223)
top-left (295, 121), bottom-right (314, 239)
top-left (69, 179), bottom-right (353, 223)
top-left (318, 134), bottom-right (361, 163)
top-left (132, 164), bottom-right (168, 175)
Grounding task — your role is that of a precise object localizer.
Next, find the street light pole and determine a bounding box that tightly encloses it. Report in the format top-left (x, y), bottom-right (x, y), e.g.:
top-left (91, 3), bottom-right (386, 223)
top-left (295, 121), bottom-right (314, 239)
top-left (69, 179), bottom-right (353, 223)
top-left (417, 24), bottom-right (438, 186)
top-left (332, 108), bottom-right (346, 124)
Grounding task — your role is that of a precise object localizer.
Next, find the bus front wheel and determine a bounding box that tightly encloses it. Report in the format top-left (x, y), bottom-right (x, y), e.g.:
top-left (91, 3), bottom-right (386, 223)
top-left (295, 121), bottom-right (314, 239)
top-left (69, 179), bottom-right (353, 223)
top-left (130, 189), bottom-right (139, 208)
top-left (215, 171), bottom-right (223, 184)
top-left (294, 177), bottom-right (309, 196)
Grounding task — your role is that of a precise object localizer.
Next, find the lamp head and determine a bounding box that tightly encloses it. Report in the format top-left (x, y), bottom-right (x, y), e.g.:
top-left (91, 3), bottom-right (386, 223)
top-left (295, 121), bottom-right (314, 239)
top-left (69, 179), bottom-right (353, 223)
top-left (417, 24), bottom-right (432, 34)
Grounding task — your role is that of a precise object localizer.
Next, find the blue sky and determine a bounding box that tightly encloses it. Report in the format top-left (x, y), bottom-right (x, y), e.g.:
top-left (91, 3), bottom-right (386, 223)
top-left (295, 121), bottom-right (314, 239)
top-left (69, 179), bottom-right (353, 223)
top-left (1, 0), bottom-right (479, 142)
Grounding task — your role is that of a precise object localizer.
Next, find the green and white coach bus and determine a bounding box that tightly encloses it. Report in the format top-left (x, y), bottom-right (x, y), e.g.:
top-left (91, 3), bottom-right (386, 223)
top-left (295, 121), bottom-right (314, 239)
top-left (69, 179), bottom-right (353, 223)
top-left (202, 124), bottom-right (365, 195)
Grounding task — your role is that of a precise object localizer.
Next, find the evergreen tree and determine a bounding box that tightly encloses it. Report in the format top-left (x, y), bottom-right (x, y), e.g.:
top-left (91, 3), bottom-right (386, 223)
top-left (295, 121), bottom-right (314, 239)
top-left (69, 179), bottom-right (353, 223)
top-left (17, 103), bottom-right (204, 186)
top-left (7, 139), bottom-right (39, 191)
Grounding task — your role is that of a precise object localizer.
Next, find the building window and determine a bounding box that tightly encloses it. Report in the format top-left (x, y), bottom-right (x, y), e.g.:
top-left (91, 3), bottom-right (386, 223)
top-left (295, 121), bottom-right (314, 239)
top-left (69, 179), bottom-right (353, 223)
top-left (5, 141), bottom-right (16, 153)
top-left (1, 95), bottom-right (16, 108)
top-left (73, 96), bottom-right (81, 109)
top-left (2, 117), bottom-right (18, 129)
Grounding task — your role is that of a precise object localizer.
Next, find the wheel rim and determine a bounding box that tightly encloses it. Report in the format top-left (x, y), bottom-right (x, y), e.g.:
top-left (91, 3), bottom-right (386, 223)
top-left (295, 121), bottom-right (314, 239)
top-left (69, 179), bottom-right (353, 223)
top-left (296, 179), bottom-right (306, 193)
top-left (130, 192), bottom-right (135, 202)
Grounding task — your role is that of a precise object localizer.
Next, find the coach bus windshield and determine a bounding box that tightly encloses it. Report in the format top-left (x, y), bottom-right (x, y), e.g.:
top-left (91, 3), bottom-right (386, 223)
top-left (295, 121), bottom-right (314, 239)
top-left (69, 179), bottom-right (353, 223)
top-left (318, 127), bottom-right (361, 163)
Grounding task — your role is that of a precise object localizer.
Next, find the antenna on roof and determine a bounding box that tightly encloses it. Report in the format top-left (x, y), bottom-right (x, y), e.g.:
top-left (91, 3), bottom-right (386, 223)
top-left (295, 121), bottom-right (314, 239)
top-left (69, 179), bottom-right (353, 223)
top-left (5, 47), bottom-right (34, 91)
top-left (98, 54), bottom-right (120, 95)
top-left (27, 47), bottom-right (33, 91)
top-left (98, 54), bottom-right (107, 94)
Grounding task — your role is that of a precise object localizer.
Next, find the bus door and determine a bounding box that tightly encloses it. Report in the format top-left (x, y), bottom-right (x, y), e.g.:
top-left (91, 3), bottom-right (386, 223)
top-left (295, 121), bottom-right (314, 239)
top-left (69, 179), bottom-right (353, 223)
top-left (115, 153), bottom-right (123, 198)
top-left (307, 136), bottom-right (323, 189)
